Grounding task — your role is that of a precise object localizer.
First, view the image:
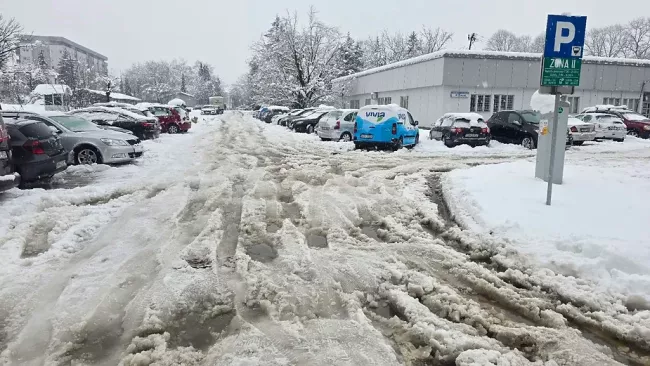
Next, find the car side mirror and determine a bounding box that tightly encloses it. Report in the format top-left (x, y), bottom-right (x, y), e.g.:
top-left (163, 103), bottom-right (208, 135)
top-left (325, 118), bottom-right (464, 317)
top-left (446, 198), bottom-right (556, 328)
top-left (414, 120), bottom-right (419, 126)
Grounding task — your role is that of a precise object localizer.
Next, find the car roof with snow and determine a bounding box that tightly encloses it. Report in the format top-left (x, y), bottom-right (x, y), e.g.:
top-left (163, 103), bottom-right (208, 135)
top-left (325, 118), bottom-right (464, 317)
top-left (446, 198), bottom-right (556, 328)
top-left (441, 112), bottom-right (485, 121)
top-left (568, 117), bottom-right (589, 126)
top-left (71, 106), bottom-right (153, 121)
top-left (582, 105), bottom-right (633, 113)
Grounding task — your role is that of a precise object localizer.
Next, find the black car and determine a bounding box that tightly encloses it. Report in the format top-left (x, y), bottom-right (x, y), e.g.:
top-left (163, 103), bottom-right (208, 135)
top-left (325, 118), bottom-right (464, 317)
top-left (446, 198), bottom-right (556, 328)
top-left (487, 110), bottom-right (573, 149)
top-left (264, 109), bottom-right (288, 123)
top-left (5, 119), bottom-right (68, 186)
top-left (429, 113), bottom-right (490, 147)
top-left (292, 110), bottom-right (331, 133)
top-left (0, 114), bottom-right (20, 191)
top-left (487, 110), bottom-right (544, 149)
top-left (283, 108), bottom-right (315, 127)
top-left (68, 107), bottom-right (161, 140)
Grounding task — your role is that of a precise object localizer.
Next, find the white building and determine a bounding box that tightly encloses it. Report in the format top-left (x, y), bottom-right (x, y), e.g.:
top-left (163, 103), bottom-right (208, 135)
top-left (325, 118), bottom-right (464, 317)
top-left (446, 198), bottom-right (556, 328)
top-left (334, 50), bottom-right (650, 127)
top-left (18, 35), bottom-right (108, 75)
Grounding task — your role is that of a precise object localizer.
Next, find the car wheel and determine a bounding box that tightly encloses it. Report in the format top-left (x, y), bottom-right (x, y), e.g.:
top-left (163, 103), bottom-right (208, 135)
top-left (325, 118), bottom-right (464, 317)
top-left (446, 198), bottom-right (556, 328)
top-left (340, 132), bottom-right (352, 142)
top-left (393, 137), bottom-right (403, 151)
top-left (320, 137), bottom-right (331, 141)
top-left (443, 135), bottom-right (454, 148)
top-left (75, 146), bottom-right (102, 165)
top-left (168, 124), bottom-right (179, 134)
top-left (628, 130), bottom-right (639, 137)
top-left (614, 138), bottom-right (625, 142)
top-left (521, 136), bottom-right (536, 149)
top-left (306, 125), bottom-right (314, 134)
top-left (415, 134), bottom-right (419, 145)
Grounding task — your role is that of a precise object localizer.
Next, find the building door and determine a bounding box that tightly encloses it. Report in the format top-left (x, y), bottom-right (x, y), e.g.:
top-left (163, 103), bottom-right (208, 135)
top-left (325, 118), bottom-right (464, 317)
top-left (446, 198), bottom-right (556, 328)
top-left (642, 92), bottom-right (650, 118)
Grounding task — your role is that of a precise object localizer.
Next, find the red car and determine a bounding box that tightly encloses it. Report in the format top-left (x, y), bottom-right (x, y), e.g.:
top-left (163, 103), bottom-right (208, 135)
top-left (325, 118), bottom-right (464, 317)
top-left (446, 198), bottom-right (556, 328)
top-left (138, 104), bottom-right (191, 134)
top-left (583, 106), bottom-right (650, 138)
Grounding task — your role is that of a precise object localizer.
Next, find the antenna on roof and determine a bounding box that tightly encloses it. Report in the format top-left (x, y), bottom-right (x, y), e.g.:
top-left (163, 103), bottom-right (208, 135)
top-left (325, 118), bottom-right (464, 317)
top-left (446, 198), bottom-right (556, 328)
top-left (468, 33), bottom-right (478, 50)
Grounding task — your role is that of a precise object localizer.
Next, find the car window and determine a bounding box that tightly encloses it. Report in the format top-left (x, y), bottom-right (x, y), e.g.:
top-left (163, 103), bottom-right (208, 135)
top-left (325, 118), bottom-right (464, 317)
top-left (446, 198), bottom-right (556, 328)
top-left (19, 122), bottom-right (55, 139)
top-left (596, 115), bottom-right (622, 124)
top-left (508, 113), bottom-right (521, 124)
top-left (441, 118), bottom-right (453, 127)
top-left (328, 111), bottom-right (343, 120)
top-left (343, 112), bottom-right (355, 122)
top-left (452, 119), bottom-right (471, 128)
top-left (152, 107), bottom-right (170, 116)
top-left (407, 112), bottom-right (415, 125)
top-left (581, 115), bottom-right (592, 122)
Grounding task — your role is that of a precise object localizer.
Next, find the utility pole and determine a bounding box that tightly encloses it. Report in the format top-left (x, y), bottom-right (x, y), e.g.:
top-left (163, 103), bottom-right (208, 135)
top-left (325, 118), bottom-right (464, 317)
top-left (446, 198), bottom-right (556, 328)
top-left (468, 33), bottom-right (478, 50)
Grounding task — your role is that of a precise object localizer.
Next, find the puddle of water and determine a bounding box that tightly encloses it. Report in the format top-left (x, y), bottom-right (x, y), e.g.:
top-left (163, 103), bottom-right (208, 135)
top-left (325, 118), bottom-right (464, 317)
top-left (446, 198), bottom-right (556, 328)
top-left (306, 234), bottom-right (328, 248)
top-left (246, 242), bottom-right (278, 263)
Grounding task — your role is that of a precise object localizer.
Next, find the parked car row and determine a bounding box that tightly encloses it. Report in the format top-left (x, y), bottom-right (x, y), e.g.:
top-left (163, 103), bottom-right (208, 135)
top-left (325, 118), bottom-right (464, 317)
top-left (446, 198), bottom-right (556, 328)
top-left (255, 104), bottom-right (421, 150)
top-left (0, 102), bottom-right (192, 192)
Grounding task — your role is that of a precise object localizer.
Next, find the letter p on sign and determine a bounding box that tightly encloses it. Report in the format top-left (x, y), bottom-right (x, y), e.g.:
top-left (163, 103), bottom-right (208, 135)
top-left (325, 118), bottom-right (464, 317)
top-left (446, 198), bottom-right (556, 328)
top-left (554, 21), bottom-right (575, 52)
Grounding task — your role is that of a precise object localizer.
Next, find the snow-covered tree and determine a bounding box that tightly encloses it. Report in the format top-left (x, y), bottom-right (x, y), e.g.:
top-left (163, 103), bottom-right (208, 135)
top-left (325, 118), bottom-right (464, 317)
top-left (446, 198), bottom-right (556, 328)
top-left (339, 33), bottom-right (364, 77)
top-left (624, 17), bottom-right (650, 58)
top-left (406, 31), bottom-right (421, 59)
top-left (485, 30), bottom-right (521, 52)
top-left (585, 25), bottom-right (628, 57)
top-left (0, 15), bottom-right (22, 70)
top-left (180, 73), bottom-right (187, 92)
top-left (248, 7), bottom-right (346, 108)
top-left (37, 50), bottom-right (48, 69)
top-left (361, 36), bottom-right (387, 69)
top-left (57, 49), bottom-right (77, 89)
top-left (419, 26), bottom-right (453, 53)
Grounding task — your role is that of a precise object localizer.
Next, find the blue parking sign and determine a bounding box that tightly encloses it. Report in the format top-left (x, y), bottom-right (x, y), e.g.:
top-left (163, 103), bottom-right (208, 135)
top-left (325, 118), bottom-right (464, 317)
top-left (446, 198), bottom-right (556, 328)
top-left (544, 15), bottom-right (587, 58)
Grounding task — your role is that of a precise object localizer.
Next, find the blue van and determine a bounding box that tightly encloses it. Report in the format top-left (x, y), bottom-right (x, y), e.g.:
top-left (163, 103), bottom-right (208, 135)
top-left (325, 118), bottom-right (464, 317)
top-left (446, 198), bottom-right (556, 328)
top-left (353, 105), bottom-right (419, 150)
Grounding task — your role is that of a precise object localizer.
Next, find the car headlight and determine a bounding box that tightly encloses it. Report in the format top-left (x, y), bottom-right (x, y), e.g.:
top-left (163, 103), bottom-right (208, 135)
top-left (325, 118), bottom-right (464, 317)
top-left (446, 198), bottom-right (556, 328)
top-left (643, 125), bottom-right (650, 131)
top-left (101, 138), bottom-right (128, 146)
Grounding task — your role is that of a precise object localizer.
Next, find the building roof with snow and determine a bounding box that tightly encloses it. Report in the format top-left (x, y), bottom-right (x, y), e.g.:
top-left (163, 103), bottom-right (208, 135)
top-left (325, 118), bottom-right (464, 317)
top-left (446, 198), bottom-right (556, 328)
top-left (33, 84), bottom-right (72, 95)
top-left (333, 50), bottom-right (650, 83)
top-left (84, 88), bottom-right (141, 102)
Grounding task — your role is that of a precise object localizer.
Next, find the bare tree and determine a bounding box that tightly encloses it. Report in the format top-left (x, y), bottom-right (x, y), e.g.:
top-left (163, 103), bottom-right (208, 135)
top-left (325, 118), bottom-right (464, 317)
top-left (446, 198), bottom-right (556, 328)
top-left (419, 26), bottom-right (453, 53)
top-left (585, 25), bottom-right (628, 57)
top-left (531, 33), bottom-right (546, 53)
top-left (381, 31), bottom-right (407, 63)
top-left (485, 30), bottom-right (521, 52)
top-left (624, 17), bottom-right (650, 59)
top-left (0, 15), bottom-right (23, 69)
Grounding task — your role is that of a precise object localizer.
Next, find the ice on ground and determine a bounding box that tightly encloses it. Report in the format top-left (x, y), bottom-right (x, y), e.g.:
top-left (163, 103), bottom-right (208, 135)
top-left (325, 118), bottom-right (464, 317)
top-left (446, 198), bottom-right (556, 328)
top-left (443, 159), bottom-right (650, 303)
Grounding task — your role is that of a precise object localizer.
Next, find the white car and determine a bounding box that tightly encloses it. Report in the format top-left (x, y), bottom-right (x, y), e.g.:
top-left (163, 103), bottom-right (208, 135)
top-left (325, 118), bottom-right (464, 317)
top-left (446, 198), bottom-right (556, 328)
top-left (567, 117), bottom-right (596, 145)
top-left (271, 114), bottom-right (284, 125)
top-left (575, 113), bottom-right (626, 142)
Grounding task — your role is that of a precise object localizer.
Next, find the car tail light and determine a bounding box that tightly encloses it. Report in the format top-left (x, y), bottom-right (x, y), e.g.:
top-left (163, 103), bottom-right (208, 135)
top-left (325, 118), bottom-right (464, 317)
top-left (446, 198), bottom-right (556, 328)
top-left (24, 140), bottom-right (45, 154)
top-left (570, 126), bottom-right (578, 132)
top-left (142, 122), bottom-right (154, 128)
top-left (334, 120), bottom-right (341, 130)
top-left (392, 123), bottom-right (397, 134)
top-left (452, 128), bottom-right (463, 134)
top-left (482, 127), bottom-right (490, 134)
top-left (0, 125), bottom-right (8, 143)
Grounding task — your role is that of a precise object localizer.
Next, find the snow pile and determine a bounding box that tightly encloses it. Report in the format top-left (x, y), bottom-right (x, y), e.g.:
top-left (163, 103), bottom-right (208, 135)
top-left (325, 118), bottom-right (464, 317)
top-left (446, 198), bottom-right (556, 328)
top-left (529, 90), bottom-right (555, 114)
top-left (443, 159), bottom-right (650, 303)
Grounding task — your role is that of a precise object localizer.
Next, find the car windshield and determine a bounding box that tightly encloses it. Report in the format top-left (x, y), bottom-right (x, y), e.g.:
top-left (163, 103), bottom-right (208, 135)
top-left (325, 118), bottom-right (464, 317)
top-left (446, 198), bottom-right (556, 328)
top-left (521, 111), bottom-right (542, 124)
top-left (623, 113), bottom-right (650, 122)
top-left (596, 115), bottom-right (623, 123)
top-left (49, 115), bottom-right (101, 131)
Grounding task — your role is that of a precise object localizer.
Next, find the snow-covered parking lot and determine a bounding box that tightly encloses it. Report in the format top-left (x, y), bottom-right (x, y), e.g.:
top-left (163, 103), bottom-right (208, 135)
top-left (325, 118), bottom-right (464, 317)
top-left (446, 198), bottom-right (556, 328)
top-left (0, 112), bottom-right (649, 365)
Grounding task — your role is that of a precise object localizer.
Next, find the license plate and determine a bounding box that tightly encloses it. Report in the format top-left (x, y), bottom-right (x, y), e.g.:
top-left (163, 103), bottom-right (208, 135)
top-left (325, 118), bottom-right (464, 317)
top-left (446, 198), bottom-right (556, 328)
top-left (360, 134), bottom-right (373, 139)
top-left (580, 128), bottom-right (590, 132)
top-left (320, 127), bottom-right (330, 130)
top-left (56, 161), bottom-right (66, 169)
top-left (465, 134), bottom-right (479, 138)
top-left (0, 151), bottom-right (6, 159)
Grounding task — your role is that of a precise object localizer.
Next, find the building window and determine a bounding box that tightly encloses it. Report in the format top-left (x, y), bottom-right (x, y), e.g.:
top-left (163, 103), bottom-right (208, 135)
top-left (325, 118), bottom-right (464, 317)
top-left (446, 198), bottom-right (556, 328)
top-left (384, 97), bottom-right (392, 104)
top-left (493, 95), bottom-right (515, 112)
top-left (621, 98), bottom-right (640, 111)
top-left (350, 100), bottom-right (360, 109)
top-left (603, 97), bottom-right (621, 106)
top-left (365, 98), bottom-right (371, 106)
top-left (400, 96), bottom-right (409, 109)
top-left (471, 94), bottom-right (491, 112)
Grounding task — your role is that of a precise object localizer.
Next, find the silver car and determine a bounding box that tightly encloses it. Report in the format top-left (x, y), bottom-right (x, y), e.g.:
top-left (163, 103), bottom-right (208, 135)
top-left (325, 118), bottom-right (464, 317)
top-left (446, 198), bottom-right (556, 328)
top-left (41, 112), bottom-right (143, 164)
top-left (316, 109), bottom-right (357, 141)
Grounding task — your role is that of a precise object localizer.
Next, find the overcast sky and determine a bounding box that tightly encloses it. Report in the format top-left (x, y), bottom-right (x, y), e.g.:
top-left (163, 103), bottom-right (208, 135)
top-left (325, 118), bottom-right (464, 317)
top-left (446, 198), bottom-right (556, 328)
top-left (1, 0), bottom-right (647, 84)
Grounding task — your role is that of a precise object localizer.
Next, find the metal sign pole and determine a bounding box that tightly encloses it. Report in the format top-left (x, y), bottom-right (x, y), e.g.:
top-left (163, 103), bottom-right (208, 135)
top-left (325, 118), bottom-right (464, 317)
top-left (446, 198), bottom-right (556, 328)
top-left (546, 92), bottom-right (561, 205)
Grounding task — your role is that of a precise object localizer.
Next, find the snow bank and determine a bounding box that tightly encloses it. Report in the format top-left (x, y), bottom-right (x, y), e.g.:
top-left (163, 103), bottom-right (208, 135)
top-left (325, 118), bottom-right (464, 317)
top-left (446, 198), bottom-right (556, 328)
top-left (444, 159), bottom-right (650, 302)
top-left (530, 90), bottom-right (555, 114)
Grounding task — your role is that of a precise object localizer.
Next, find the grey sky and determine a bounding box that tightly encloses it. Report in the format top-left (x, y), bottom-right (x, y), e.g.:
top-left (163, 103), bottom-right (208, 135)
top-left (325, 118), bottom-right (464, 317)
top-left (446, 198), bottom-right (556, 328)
top-left (1, 0), bottom-right (647, 84)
